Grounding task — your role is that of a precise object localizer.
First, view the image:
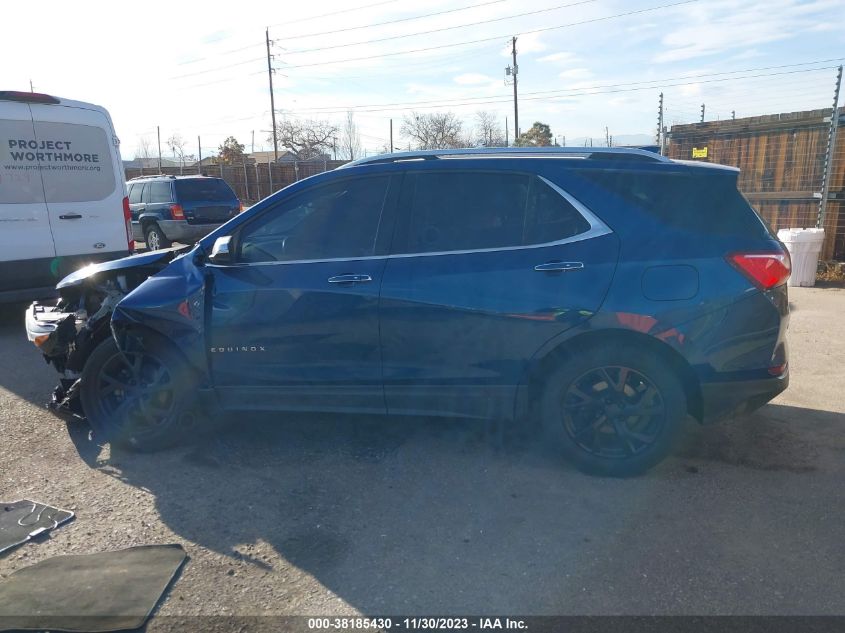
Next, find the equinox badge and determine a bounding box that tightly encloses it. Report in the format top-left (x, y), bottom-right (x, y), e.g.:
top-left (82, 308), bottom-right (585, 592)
top-left (210, 346), bottom-right (266, 353)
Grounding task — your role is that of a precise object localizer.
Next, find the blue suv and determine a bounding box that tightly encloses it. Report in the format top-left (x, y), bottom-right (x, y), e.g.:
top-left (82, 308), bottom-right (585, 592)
top-left (25, 148), bottom-right (790, 476)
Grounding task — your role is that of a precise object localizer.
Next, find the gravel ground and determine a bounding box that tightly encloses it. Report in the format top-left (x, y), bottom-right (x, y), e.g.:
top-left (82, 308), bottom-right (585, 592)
top-left (1, 286), bottom-right (844, 624)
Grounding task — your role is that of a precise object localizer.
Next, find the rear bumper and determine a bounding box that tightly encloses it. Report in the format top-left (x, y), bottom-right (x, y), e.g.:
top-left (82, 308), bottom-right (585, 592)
top-left (699, 367), bottom-right (789, 423)
top-left (133, 220), bottom-right (222, 244)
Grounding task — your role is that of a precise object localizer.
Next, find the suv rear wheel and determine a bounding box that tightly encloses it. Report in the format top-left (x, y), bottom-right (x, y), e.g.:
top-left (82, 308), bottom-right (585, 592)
top-left (80, 337), bottom-right (198, 451)
top-left (540, 343), bottom-right (687, 477)
top-left (143, 223), bottom-right (171, 251)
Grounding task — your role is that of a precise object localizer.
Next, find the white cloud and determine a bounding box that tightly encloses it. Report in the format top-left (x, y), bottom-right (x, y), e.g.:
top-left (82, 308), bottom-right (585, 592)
top-left (558, 68), bottom-right (592, 80)
top-left (454, 73), bottom-right (494, 85)
top-left (537, 51), bottom-right (578, 64)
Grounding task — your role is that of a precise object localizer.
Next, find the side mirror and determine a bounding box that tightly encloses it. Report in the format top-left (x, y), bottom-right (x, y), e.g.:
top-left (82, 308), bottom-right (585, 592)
top-left (209, 236), bottom-right (232, 265)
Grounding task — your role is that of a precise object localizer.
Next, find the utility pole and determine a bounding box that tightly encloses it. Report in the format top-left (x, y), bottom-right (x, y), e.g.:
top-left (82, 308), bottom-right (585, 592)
top-left (266, 27), bottom-right (279, 162)
top-left (29, 79), bottom-right (34, 93)
top-left (197, 136), bottom-right (202, 174)
top-left (156, 125), bottom-right (162, 171)
top-left (731, 110), bottom-right (736, 120)
top-left (605, 126), bottom-right (610, 147)
top-left (656, 92), bottom-right (664, 155)
top-left (818, 64), bottom-right (843, 230)
top-left (251, 130), bottom-right (255, 154)
top-left (389, 119), bottom-right (393, 153)
top-left (332, 136), bottom-right (337, 160)
top-left (700, 103), bottom-right (705, 123)
top-left (505, 116), bottom-right (508, 147)
top-left (510, 37), bottom-right (519, 143)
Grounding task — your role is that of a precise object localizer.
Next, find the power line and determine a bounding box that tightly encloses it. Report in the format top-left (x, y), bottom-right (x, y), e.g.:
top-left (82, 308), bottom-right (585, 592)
top-left (279, 0), bottom-right (700, 69)
top-left (279, 61), bottom-right (842, 114)
top-left (286, 0), bottom-right (601, 54)
top-left (283, 0), bottom-right (506, 41)
top-left (170, 56), bottom-right (266, 80)
top-left (280, 66), bottom-right (840, 115)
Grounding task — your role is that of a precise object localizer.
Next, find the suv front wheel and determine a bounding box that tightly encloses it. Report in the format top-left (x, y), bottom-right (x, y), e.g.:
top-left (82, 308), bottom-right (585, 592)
top-left (143, 223), bottom-right (172, 251)
top-left (540, 343), bottom-right (687, 477)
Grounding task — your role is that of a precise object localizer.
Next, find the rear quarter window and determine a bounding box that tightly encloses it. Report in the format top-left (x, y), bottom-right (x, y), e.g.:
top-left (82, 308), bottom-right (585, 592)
top-left (580, 170), bottom-right (771, 238)
top-left (175, 178), bottom-right (236, 202)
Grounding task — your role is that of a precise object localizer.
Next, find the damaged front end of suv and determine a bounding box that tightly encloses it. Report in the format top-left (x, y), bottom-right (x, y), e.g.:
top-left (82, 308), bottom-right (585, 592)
top-left (24, 247), bottom-right (192, 416)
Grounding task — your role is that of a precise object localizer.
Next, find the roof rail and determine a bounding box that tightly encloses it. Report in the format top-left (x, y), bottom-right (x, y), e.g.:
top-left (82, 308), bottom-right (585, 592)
top-left (127, 174), bottom-right (177, 181)
top-left (341, 146), bottom-right (670, 168)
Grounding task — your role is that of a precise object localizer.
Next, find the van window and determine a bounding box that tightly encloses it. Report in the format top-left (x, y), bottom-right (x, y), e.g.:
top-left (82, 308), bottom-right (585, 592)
top-left (0, 118), bottom-right (46, 203)
top-left (31, 121), bottom-right (116, 203)
top-left (147, 181), bottom-right (172, 203)
top-left (128, 183), bottom-right (144, 204)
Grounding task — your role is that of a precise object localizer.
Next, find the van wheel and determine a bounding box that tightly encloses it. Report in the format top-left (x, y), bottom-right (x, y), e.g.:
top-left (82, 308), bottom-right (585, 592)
top-left (143, 223), bottom-right (171, 250)
top-left (79, 337), bottom-right (198, 452)
top-left (539, 343), bottom-right (687, 477)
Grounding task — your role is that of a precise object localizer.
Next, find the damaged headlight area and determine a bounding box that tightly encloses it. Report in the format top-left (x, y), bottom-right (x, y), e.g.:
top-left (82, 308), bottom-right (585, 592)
top-left (24, 248), bottom-right (188, 415)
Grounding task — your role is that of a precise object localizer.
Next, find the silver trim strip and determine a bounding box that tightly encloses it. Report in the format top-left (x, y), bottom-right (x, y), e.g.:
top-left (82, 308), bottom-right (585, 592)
top-left (208, 176), bottom-right (611, 268)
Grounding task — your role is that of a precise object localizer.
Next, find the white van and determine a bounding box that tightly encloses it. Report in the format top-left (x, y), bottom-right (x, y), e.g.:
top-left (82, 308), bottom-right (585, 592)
top-left (0, 91), bottom-right (133, 302)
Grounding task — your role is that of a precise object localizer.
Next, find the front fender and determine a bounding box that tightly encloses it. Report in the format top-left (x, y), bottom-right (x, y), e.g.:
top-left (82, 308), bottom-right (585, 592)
top-left (111, 249), bottom-right (209, 379)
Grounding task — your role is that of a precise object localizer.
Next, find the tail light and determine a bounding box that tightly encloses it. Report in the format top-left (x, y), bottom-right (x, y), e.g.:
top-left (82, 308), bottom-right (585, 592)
top-left (170, 204), bottom-right (185, 220)
top-left (122, 196), bottom-right (135, 252)
top-left (727, 252), bottom-right (791, 290)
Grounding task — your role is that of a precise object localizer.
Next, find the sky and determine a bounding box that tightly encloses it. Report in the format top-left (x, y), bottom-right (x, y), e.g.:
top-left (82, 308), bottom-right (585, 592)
top-left (3, 0), bottom-right (843, 160)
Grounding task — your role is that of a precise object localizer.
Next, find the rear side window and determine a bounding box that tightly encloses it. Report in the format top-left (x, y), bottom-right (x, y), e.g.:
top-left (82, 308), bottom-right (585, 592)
top-left (581, 171), bottom-right (771, 237)
top-left (404, 172), bottom-right (530, 252)
top-left (175, 178), bottom-right (236, 202)
top-left (147, 181), bottom-right (172, 203)
top-left (400, 171), bottom-right (592, 254)
top-left (128, 183), bottom-right (143, 204)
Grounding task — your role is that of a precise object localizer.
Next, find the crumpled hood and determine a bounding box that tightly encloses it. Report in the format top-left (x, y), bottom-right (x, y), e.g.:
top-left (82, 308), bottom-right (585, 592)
top-left (56, 247), bottom-right (189, 289)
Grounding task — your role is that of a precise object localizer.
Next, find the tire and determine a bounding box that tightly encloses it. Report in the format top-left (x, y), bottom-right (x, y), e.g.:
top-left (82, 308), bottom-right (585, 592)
top-left (79, 336), bottom-right (199, 452)
top-left (539, 343), bottom-right (687, 477)
top-left (143, 223), bottom-right (171, 250)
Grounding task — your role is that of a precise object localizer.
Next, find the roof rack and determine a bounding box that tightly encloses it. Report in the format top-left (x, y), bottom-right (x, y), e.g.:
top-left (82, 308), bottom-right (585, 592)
top-left (342, 146), bottom-right (670, 168)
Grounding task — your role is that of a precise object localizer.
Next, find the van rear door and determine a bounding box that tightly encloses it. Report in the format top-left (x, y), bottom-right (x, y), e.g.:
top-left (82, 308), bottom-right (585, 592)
top-left (28, 103), bottom-right (127, 259)
top-left (0, 101), bottom-right (57, 294)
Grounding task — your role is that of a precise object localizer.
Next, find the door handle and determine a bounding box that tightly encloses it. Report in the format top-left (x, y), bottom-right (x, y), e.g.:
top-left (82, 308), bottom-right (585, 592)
top-left (327, 274), bottom-right (372, 284)
top-left (534, 261), bottom-right (584, 272)
top-left (58, 213), bottom-right (83, 220)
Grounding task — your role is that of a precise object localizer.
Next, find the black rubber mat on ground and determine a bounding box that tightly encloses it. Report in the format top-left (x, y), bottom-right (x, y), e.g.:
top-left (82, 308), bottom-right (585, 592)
top-left (0, 544), bottom-right (187, 632)
top-left (0, 500), bottom-right (74, 554)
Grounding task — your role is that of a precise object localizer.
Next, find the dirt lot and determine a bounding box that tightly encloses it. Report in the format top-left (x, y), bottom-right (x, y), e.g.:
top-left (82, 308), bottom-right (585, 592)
top-left (1, 287), bottom-right (844, 622)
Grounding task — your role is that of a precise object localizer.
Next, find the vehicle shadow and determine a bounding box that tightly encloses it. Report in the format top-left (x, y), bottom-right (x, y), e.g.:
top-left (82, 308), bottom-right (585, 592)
top-left (0, 301), bottom-right (64, 408)
top-left (64, 401), bottom-right (844, 615)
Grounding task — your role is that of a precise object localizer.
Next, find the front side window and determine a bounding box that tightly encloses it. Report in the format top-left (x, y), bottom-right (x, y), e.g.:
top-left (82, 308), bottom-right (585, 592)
top-left (237, 176), bottom-right (390, 263)
top-left (147, 181), bottom-right (172, 204)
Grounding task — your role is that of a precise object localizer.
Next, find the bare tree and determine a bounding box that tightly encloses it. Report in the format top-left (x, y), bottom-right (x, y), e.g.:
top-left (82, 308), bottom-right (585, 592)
top-left (135, 136), bottom-right (153, 165)
top-left (269, 118), bottom-right (338, 160)
top-left (474, 111), bottom-right (506, 147)
top-left (339, 111), bottom-right (362, 160)
top-left (167, 133), bottom-right (188, 174)
top-left (401, 111), bottom-right (467, 150)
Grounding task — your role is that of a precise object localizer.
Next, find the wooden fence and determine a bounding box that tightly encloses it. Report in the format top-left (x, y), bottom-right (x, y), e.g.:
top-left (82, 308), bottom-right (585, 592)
top-left (668, 107), bottom-right (845, 260)
top-left (125, 160), bottom-right (349, 207)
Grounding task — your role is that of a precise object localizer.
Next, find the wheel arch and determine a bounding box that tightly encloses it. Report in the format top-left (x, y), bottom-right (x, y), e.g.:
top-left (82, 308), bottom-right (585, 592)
top-left (515, 328), bottom-right (703, 424)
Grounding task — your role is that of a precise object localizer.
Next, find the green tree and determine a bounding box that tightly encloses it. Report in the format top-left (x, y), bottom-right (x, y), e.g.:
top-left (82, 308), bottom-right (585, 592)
top-left (217, 136), bottom-right (246, 165)
top-left (514, 122), bottom-right (553, 147)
